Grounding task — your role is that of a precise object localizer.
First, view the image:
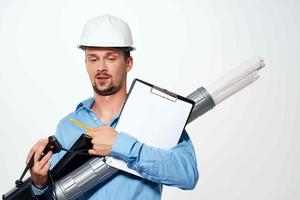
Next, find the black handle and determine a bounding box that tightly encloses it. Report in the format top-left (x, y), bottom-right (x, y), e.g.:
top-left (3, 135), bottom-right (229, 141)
top-left (15, 135), bottom-right (62, 187)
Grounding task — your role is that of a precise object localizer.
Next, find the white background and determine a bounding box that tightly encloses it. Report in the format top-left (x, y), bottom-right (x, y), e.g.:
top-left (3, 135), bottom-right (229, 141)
top-left (0, 0), bottom-right (299, 199)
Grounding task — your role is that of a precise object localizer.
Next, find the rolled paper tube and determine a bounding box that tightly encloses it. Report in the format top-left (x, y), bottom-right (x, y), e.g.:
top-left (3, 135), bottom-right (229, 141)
top-left (207, 57), bottom-right (264, 100)
top-left (210, 71), bottom-right (259, 105)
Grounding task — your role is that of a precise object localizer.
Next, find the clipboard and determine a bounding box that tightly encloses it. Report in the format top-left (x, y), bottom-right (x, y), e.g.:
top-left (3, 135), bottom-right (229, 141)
top-left (106, 79), bottom-right (195, 177)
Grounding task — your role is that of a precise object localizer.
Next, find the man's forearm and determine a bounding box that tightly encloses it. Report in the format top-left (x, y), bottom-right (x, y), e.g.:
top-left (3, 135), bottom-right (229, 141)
top-left (111, 130), bottom-right (199, 189)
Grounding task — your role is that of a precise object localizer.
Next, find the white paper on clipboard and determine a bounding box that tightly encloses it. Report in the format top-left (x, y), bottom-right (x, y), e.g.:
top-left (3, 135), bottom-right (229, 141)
top-left (106, 79), bottom-right (194, 177)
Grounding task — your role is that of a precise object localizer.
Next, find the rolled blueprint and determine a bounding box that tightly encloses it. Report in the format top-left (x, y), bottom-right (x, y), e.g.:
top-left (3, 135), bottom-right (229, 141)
top-left (212, 71), bottom-right (259, 105)
top-left (206, 57), bottom-right (265, 105)
top-left (51, 56), bottom-right (266, 200)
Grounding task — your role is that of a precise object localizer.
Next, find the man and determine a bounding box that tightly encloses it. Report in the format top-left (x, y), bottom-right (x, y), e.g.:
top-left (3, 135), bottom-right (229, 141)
top-left (27, 14), bottom-right (199, 199)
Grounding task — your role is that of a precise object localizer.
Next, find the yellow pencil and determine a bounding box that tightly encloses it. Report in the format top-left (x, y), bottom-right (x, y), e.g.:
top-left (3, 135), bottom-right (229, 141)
top-left (69, 118), bottom-right (93, 131)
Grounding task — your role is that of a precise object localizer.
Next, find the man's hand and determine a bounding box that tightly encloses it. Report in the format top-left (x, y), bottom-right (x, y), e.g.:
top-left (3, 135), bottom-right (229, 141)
top-left (87, 126), bottom-right (117, 156)
top-left (26, 139), bottom-right (52, 188)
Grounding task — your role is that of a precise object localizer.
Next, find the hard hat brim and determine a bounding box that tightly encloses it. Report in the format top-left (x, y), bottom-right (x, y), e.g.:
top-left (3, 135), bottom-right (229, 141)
top-left (77, 45), bottom-right (135, 51)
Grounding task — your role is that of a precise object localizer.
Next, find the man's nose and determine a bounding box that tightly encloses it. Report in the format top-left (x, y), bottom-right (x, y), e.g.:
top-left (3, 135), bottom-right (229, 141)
top-left (96, 59), bottom-right (108, 72)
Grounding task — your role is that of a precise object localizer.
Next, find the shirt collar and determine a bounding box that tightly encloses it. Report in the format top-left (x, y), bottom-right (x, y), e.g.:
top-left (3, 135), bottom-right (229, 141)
top-left (75, 97), bottom-right (123, 126)
top-left (75, 97), bottom-right (95, 113)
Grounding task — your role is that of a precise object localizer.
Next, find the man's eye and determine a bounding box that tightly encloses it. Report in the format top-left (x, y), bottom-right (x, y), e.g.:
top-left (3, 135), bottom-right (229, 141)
top-left (89, 58), bottom-right (97, 62)
top-left (107, 57), bottom-right (116, 61)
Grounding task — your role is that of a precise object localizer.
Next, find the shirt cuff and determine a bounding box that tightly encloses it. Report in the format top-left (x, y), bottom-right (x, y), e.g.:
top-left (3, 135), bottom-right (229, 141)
top-left (111, 132), bottom-right (139, 162)
top-left (31, 184), bottom-right (48, 196)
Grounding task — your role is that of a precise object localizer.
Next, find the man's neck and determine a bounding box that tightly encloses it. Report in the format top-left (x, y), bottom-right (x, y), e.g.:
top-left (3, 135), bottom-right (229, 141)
top-left (92, 89), bottom-right (127, 125)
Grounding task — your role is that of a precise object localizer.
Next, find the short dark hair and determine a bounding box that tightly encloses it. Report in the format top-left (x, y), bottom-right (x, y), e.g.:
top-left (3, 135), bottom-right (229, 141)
top-left (117, 47), bottom-right (133, 60)
top-left (79, 46), bottom-right (133, 60)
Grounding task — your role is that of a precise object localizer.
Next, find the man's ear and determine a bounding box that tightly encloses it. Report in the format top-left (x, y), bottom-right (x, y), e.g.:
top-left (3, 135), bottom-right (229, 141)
top-left (126, 56), bottom-right (133, 72)
top-left (84, 52), bottom-right (87, 64)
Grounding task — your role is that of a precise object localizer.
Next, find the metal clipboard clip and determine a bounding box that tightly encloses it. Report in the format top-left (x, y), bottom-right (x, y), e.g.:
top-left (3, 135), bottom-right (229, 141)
top-left (150, 85), bottom-right (178, 102)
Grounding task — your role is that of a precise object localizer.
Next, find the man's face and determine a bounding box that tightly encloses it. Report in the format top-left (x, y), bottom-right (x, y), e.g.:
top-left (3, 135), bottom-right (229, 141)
top-left (85, 47), bottom-right (132, 96)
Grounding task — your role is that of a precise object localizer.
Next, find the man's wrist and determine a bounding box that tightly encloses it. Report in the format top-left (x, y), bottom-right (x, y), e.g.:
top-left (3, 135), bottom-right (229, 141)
top-left (31, 178), bottom-right (49, 190)
top-left (31, 178), bottom-right (49, 196)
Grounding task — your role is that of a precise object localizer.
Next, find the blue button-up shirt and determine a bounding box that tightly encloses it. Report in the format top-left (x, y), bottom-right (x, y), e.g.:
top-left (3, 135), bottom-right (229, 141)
top-left (33, 97), bottom-right (199, 199)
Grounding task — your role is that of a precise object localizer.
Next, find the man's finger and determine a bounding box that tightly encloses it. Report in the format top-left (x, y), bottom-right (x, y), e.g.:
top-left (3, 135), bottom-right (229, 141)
top-left (38, 151), bottom-right (53, 167)
top-left (35, 151), bottom-right (53, 172)
top-left (26, 139), bottom-right (43, 164)
top-left (34, 139), bottom-right (48, 163)
top-left (91, 138), bottom-right (96, 144)
top-left (41, 161), bottom-right (51, 174)
top-left (88, 149), bottom-right (96, 155)
top-left (87, 131), bottom-right (94, 137)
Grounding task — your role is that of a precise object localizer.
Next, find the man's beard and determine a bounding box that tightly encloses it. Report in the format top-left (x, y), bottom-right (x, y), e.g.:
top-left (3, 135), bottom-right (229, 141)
top-left (92, 80), bottom-right (122, 96)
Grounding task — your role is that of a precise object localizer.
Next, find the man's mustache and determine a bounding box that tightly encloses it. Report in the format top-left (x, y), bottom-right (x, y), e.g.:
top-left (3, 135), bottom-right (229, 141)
top-left (95, 72), bottom-right (111, 78)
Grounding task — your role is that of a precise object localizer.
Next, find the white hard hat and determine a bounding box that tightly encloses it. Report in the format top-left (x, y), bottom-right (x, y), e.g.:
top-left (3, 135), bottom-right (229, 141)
top-left (79, 15), bottom-right (135, 50)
